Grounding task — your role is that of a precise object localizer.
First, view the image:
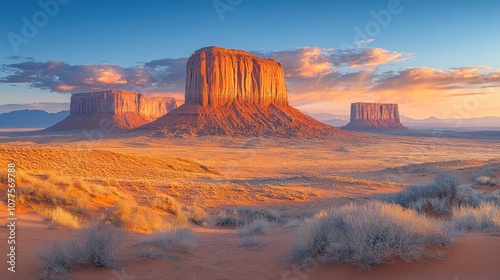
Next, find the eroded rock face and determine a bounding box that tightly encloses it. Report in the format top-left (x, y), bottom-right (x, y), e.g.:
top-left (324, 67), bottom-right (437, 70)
top-left (70, 90), bottom-right (176, 118)
top-left (143, 46), bottom-right (341, 137)
top-left (342, 102), bottom-right (407, 131)
top-left (185, 46), bottom-right (288, 107)
top-left (49, 90), bottom-right (177, 130)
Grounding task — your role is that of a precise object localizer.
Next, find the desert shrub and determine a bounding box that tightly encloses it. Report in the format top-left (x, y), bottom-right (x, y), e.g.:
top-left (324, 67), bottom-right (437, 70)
top-left (186, 206), bottom-right (208, 225)
top-left (240, 236), bottom-right (266, 249)
top-left (455, 187), bottom-right (500, 207)
top-left (141, 228), bottom-right (197, 254)
top-left (37, 226), bottom-right (121, 278)
top-left (238, 219), bottom-right (270, 236)
top-left (148, 194), bottom-right (182, 215)
top-left (452, 201), bottom-right (500, 231)
top-left (103, 200), bottom-right (164, 232)
top-left (390, 173), bottom-right (499, 214)
top-left (49, 207), bottom-right (80, 228)
top-left (215, 208), bottom-right (282, 227)
top-left (474, 176), bottom-right (497, 186)
top-left (140, 247), bottom-right (179, 260)
top-left (292, 201), bottom-right (455, 271)
top-left (18, 182), bottom-right (69, 206)
top-left (390, 173), bottom-right (459, 213)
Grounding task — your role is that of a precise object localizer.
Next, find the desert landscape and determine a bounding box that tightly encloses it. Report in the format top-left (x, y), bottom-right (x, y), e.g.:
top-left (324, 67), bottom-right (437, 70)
top-left (1, 1), bottom-right (499, 280)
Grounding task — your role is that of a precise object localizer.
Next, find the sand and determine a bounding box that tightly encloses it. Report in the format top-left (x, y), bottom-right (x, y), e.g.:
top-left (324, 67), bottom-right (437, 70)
top-left (0, 132), bottom-right (499, 279)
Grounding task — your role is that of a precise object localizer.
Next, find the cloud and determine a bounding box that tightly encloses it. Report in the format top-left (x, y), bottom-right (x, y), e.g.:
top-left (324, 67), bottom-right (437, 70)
top-left (371, 67), bottom-right (500, 103)
top-left (0, 58), bottom-right (187, 94)
top-left (1, 47), bottom-right (498, 116)
top-left (332, 48), bottom-right (412, 68)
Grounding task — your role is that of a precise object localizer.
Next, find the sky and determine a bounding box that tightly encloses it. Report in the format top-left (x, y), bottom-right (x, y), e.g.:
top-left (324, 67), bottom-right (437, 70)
top-left (0, 0), bottom-right (499, 119)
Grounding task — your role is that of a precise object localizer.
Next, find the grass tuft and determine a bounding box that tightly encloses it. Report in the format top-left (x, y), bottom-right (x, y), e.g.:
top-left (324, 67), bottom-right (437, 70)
top-left (37, 225), bottom-right (121, 279)
top-left (291, 201), bottom-right (455, 271)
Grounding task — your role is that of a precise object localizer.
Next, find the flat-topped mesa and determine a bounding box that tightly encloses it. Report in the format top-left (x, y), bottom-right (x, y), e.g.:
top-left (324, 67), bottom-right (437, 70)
top-left (48, 90), bottom-right (177, 130)
top-left (142, 46), bottom-right (342, 137)
top-left (342, 102), bottom-right (408, 131)
top-left (70, 90), bottom-right (176, 118)
top-left (185, 46), bottom-right (288, 107)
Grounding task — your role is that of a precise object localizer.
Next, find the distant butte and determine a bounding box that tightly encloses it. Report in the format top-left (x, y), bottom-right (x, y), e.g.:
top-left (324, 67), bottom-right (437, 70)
top-left (47, 90), bottom-right (177, 131)
top-left (141, 46), bottom-right (340, 137)
top-left (342, 102), bottom-right (408, 132)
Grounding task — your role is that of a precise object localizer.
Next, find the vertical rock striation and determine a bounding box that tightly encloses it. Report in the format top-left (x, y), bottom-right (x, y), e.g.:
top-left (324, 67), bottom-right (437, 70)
top-left (185, 46), bottom-right (288, 107)
top-left (48, 90), bottom-right (177, 130)
top-left (342, 102), bottom-right (407, 131)
top-left (143, 46), bottom-right (340, 137)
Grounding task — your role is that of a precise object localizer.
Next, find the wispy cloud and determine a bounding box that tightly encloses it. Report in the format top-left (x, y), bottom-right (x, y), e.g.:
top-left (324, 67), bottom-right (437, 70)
top-left (0, 58), bottom-right (187, 94)
top-left (1, 47), bottom-right (499, 113)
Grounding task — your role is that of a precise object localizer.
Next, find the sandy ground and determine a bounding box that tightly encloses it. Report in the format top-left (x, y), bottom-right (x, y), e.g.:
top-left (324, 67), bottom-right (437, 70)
top-left (0, 132), bottom-right (499, 279)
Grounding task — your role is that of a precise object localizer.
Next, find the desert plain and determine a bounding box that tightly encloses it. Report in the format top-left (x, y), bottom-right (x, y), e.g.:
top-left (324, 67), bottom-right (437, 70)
top-left (0, 131), bottom-right (499, 280)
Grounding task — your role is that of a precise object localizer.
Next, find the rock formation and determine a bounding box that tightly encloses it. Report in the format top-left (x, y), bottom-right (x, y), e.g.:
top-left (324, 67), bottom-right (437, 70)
top-left (342, 102), bottom-right (408, 131)
top-left (185, 47), bottom-right (288, 107)
top-left (142, 46), bottom-right (339, 137)
top-left (48, 90), bottom-right (177, 130)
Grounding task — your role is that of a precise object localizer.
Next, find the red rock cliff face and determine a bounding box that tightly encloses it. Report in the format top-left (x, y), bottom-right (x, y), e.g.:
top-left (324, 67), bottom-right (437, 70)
top-left (342, 102), bottom-right (407, 131)
top-left (70, 90), bottom-right (176, 118)
top-left (143, 46), bottom-right (341, 137)
top-left (185, 47), bottom-right (288, 107)
top-left (49, 90), bottom-right (177, 130)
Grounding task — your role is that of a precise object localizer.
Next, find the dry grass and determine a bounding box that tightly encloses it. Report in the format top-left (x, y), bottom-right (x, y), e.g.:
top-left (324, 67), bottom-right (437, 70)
top-left (0, 146), bottom-right (218, 182)
top-left (103, 200), bottom-right (165, 232)
top-left (186, 206), bottom-right (208, 225)
top-left (452, 202), bottom-right (500, 231)
top-left (37, 226), bottom-right (121, 279)
top-left (148, 194), bottom-right (182, 215)
top-left (140, 228), bottom-right (197, 258)
top-left (292, 201), bottom-right (455, 271)
top-left (49, 207), bottom-right (80, 228)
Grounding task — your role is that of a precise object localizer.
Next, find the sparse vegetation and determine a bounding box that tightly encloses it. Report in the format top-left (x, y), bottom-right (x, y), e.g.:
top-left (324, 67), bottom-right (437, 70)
top-left (474, 175), bottom-right (497, 186)
top-left (141, 228), bottom-right (197, 257)
top-left (37, 225), bottom-right (121, 279)
top-left (215, 208), bottom-right (282, 227)
top-left (240, 236), bottom-right (266, 249)
top-left (148, 194), bottom-right (182, 215)
top-left (390, 173), bottom-right (459, 213)
top-left (103, 200), bottom-right (165, 232)
top-left (452, 201), bottom-right (500, 231)
top-left (238, 219), bottom-right (270, 236)
top-left (48, 207), bottom-right (80, 228)
top-left (292, 201), bottom-right (455, 271)
top-left (186, 206), bottom-right (208, 225)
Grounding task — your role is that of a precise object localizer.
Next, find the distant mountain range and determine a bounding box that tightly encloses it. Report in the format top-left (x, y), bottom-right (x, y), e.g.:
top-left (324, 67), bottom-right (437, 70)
top-left (0, 109), bottom-right (69, 128)
top-left (0, 109), bottom-right (498, 131)
top-left (305, 112), bottom-right (500, 131)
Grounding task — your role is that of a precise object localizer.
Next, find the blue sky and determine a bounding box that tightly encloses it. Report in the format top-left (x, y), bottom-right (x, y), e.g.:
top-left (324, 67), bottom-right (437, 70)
top-left (1, 0), bottom-right (499, 118)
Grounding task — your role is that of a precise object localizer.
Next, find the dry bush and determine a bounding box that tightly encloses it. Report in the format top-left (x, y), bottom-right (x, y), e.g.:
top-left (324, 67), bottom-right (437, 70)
top-left (238, 219), bottom-right (270, 236)
top-left (292, 201), bottom-right (455, 271)
top-left (49, 207), bottom-right (80, 228)
top-left (141, 228), bottom-right (197, 257)
top-left (474, 176), bottom-right (497, 186)
top-left (240, 236), bottom-right (266, 250)
top-left (103, 200), bottom-right (164, 232)
top-left (452, 201), bottom-right (500, 231)
top-left (148, 194), bottom-right (182, 216)
top-left (186, 206), bottom-right (208, 225)
top-left (390, 173), bottom-right (499, 215)
top-left (215, 208), bottom-right (282, 227)
top-left (37, 225), bottom-right (121, 279)
top-left (390, 173), bottom-right (459, 213)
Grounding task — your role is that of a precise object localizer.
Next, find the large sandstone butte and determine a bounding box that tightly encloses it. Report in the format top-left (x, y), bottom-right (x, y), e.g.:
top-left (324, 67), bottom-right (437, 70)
top-left (342, 102), bottom-right (408, 131)
top-left (142, 46), bottom-right (339, 137)
top-left (48, 90), bottom-right (177, 130)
